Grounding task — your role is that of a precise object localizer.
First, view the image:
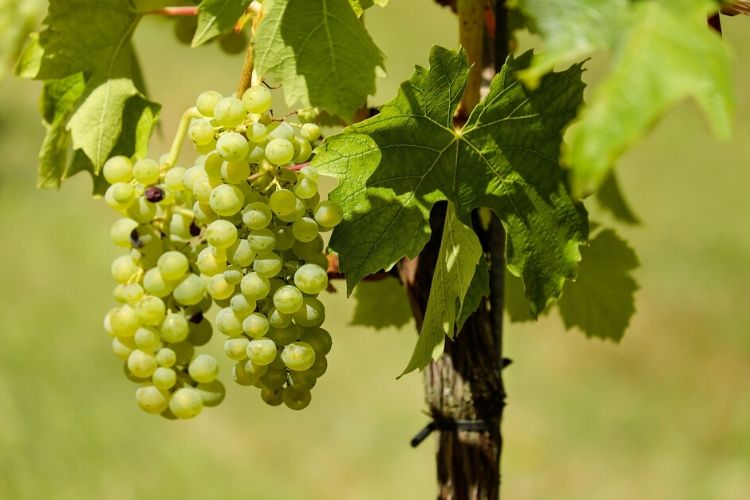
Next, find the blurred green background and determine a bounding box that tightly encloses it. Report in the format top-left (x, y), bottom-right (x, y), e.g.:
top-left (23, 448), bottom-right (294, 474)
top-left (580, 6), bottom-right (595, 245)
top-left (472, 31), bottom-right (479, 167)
top-left (2, 2), bottom-right (750, 499)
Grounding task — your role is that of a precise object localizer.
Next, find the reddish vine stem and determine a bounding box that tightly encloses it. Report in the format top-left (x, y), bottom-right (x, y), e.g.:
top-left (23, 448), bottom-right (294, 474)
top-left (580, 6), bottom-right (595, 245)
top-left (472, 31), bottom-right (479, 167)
top-left (142, 6), bottom-right (198, 16)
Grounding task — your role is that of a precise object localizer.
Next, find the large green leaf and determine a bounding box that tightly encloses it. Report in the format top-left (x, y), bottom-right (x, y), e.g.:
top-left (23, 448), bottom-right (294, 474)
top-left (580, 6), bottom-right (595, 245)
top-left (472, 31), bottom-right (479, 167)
top-left (19, 0), bottom-right (159, 184)
top-left (402, 204), bottom-right (483, 375)
top-left (254, 0), bottom-right (384, 120)
top-left (557, 228), bottom-right (639, 341)
top-left (192, 0), bottom-right (251, 47)
top-left (314, 47), bottom-right (588, 315)
top-left (456, 256), bottom-right (489, 331)
top-left (515, 0), bottom-right (733, 196)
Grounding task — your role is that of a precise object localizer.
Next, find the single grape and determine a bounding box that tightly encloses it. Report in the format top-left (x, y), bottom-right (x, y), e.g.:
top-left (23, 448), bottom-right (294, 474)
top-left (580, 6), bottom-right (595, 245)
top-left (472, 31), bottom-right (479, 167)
top-left (156, 347), bottom-right (177, 367)
top-left (314, 200), bottom-right (344, 229)
top-left (105, 183), bottom-right (135, 210)
top-left (275, 196), bottom-right (306, 222)
top-left (205, 219), bottom-right (238, 249)
top-left (136, 385), bottom-right (170, 414)
top-left (259, 368), bottom-right (287, 390)
top-left (133, 158), bottom-right (160, 185)
top-left (265, 138), bottom-right (295, 165)
top-left (189, 354), bottom-right (219, 383)
top-left (128, 349), bottom-right (158, 378)
top-left (196, 247), bottom-right (227, 276)
top-left (297, 107), bottom-right (319, 123)
top-left (127, 197), bottom-right (157, 224)
top-left (195, 380), bottom-right (226, 407)
top-left (291, 217), bottom-right (319, 243)
top-left (169, 387), bottom-right (204, 419)
top-left (281, 341), bottom-right (316, 371)
top-left (209, 183), bottom-right (245, 216)
top-left (292, 297), bottom-right (325, 327)
top-left (242, 312), bottom-right (270, 338)
top-left (309, 355), bottom-right (328, 377)
top-left (103, 156), bottom-right (134, 184)
top-left (267, 324), bottom-right (298, 346)
top-left (157, 251), bottom-right (189, 281)
top-left (110, 218), bottom-right (139, 247)
top-left (224, 336), bottom-right (250, 361)
top-left (242, 202), bottom-right (273, 230)
top-left (172, 274), bottom-right (206, 306)
top-left (268, 308), bottom-right (292, 329)
top-left (160, 313), bottom-right (189, 343)
top-left (196, 90), bottom-right (222, 117)
top-left (246, 338), bottom-right (277, 366)
top-left (242, 86), bottom-right (272, 114)
top-left (294, 177), bottom-right (318, 200)
top-left (164, 166), bottom-right (186, 192)
top-left (247, 228), bottom-right (276, 253)
top-left (152, 366), bottom-right (177, 389)
top-left (143, 268), bottom-right (173, 298)
top-left (188, 118), bottom-right (215, 146)
top-left (270, 224), bottom-right (294, 251)
top-left (293, 263), bottom-right (328, 295)
top-left (247, 122), bottom-right (267, 142)
top-left (136, 295), bottom-right (167, 326)
top-left (240, 272), bottom-right (270, 300)
top-left (207, 274), bottom-right (235, 300)
top-left (268, 189), bottom-right (296, 216)
top-left (112, 336), bottom-right (135, 360)
top-left (292, 235), bottom-right (324, 260)
top-left (227, 239), bottom-right (255, 267)
top-left (301, 165), bottom-right (320, 181)
top-left (273, 285), bottom-right (304, 314)
top-left (230, 293), bottom-right (255, 317)
top-left (213, 97), bottom-right (246, 128)
top-left (268, 122), bottom-right (295, 141)
top-left (300, 123), bottom-right (321, 142)
top-left (293, 137), bottom-right (312, 163)
top-left (260, 387), bottom-right (284, 406)
top-left (109, 304), bottom-right (140, 337)
top-left (111, 255), bottom-right (140, 284)
top-left (288, 369), bottom-right (317, 390)
top-left (253, 252), bottom-right (283, 278)
top-left (215, 307), bottom-right (243, 336)
top-left (300, 327), bottom-right (333, 355)
top-left (283, 386), bottom-right (312, 410)
top-left (233, 360), bottom-right (266, 385)
top-left (221, 160), bottom-right (250, 184)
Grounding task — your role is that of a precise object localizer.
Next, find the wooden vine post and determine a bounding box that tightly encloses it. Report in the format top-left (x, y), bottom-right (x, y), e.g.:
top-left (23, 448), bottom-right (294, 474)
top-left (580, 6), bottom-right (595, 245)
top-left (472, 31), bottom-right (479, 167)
top-left (401, 1), bottom-right (510, 498)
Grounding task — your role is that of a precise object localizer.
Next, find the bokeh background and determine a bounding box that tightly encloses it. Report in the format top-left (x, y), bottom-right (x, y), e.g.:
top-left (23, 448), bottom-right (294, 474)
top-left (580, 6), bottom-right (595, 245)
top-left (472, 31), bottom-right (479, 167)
top-left (2, 2), bottom-right (750, 499)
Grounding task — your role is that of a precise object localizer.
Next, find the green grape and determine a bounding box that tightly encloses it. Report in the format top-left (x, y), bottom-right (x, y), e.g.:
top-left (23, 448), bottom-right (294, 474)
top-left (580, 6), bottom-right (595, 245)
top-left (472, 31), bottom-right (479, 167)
top-left (164, 166), bottom-right (186, 192)
top-left (157, 251), bottom-right (189, 281)
top-left (193, 175), bottom-right (216, 204)
top-left (110, 218), bottom-right (139, 247)
top-left (196, 247), bottom-right (227, 276)
top-left (173, 274), bottom-right (206, 306)
top-left (133, 158), bottom-right (160, 185)
top-left (288, 369), bottom-right (317, 390)
top-left (188, 118), bottom-right (215, 146)
top-left (215, 307), bottom-right (243, 336)
top-left (193, 201), bottom-right (217, 226)
top-left (300, 327), bottom-right (332, 355)
top-left (221, 160), bottom-right (250, 184)
top-left (202, 151), bottom-right (222, 178)
top-left (195, 138), bottom-right (217, 155)
top-left (152, 366), bottom-right (177, 390)
top-left (260, 387), bottom-right (284, 406)
top-left (268, 189), bottom-right (296, 216)
top-left (230, 294), bottom-right (255, 317)
top-left (240, 272), bottom-right (270, 300)
top-left (293, 263), bottom-right (328, 295)
top-left (294, 177), bottom-right (318, 200)
top-left (168, 212), bottom-right (193, 243)
top-left (143, 268), bottom-right (173, 298)
top-left (242, 202), bottom-right (273, 230)
top-left (293, 137), bottom-right (312, 163)
top-left (301, 165), bottom-right (320, 181)
top-left (309, 355), bottom-right (328, 377)
top-left (195, 380), bottom-right (226, 407)
top-left (213, 97), bottom-right (246, 128)
top-left (227, 239), bottom-right (255, 267)
top-left (187, 317), bottom-right (213, 346)
top-left (160, 313), bottom-right (189, 343)
top-left (233, 360), bottom-right (265, 385)
top-left (300, 123), bottom-right (321, 142)
top-left (246, 338), bottom-right (277, 366)
top-left (133, 327), bottom-right (161, 354)
top-left (136, 295), bottom-right (166, 326)
top-left (292, 236), bottom-right (324, 261)
top-left (269, 226), bottom-right (292, 253)
top-left (209, 183), bottom-right (245, 216)
top-left (207, 274), bottom-right (235, 300)
top-left (103, 156), bottom-right (133, 184)
top-left (224, 336), bottom-right (250, 361)
top-left (127, 197), bottom-right (157, 224)
top-left (314, 200), bottom-right (344, 229)
top-left (253, 252), bottom-right (283, 278)
top-left (112, 336), bottom-right (135, 360)
top-left (104, 183), bottom-right (135, 210)
top-left (124, 362), bottom-right (149, 383)
top-left (242, 312), bottom-right (270, 338)
top-left (281, 341), bottom-right (316, 371)
top-left (171, 341), bottom-right (195, 365)
top-left (242, 86), bottom-right (272, 114)
top-left (136, 385), bottom-right (170, 414)
top-left (111, 255), bottom-right (139, 284)
top-left (169, 387), bottom-right (204, 419)
top-left (183, 165), bottom-right (207, 191)
top-left (283, 386), bottom-right (312, 410)
top-left (114, 283), bottom-right (144, 304)
top-left (206, 220), bottom-right (238, 249)
top-left (303, 192), bottom-right (321, 211)
top-left (110, 304), bottom-right (140, 337)
top-left (267, 324), bottom-right (298, 346)
top-left (268, 308), bottom-right (292, 329)
top-left (307, 252), bottom-right (329, 270)
top-left (297, 107), bottom-right (319, 123)
top-left (217, 132), bottom-right (250, 163)
top-left (273, 285), bottom-right (304, 314)
top-left (196, 90), bottom-right (222, 117)
top-left (127, 349), bottom-right (158, 378)
top-left (156, 347), bottom-right (177, 367)
top-left (275, 196), bottom-right (306, 223)
top-left (224, 267), bottom-right (244, 286)
top-left (188, 354), bottom-right (219, 383)
top-left (268, 122), bottom-right (295, 141)
top-left (247, 122), bottom-right (267, 142)
top-left (247, 228), bottom-right (276, 253)
top-left (248, 145), bottom-right (266, 163)
top-left (265, 138), bottom-right (295, 165)
top-left (293, 297), bottom-right (325, 327)
top-left (259, 368), bottom-right (287, 390)
top-left (291, 217), bottom-right (319, 243)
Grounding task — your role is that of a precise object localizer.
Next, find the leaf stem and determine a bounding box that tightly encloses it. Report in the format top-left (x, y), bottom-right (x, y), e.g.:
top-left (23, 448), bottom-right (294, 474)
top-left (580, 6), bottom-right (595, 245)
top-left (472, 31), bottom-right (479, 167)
top-left (163, 107), bottom-right (202, 169)
top-left (141, 6), bottom-right (198, 16)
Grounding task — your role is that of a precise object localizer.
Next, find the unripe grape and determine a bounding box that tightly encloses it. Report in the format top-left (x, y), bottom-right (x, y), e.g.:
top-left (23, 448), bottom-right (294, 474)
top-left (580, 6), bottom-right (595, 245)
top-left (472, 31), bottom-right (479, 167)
top-left (136, 385), bottom-right (170, 414)
top-left (216, 132), bottom-right (250, 162)
top-left (273, 285), bottom-right (304, 314)
top-left (265, 138), bottom-right (295, 165)
top-left (160, 313), bottom-right (189, 343)
top-left (283, 386), bottom-right (312, 410)
top-left (112, 336), bottom-right (135, 360)
top-left (242, 86), bottom-right (272, 114)
top-left (301, 165), bottom-right (320, 181)
top-left (224, 336), bottom-right (250, 361)
top-left (195, 380), bottom-right (226, 407)
top-left (276, 196), bottom-right (306, 222)
top-left (261, 387), bottom-right (284, 406)
top-left (111, 218), bottom-right (139, 247)
top-left (156, 347), bottom-right (177, 367)
top-left (294, 177), bottom-right (318, 200)
top-left (173, 274), bottom-right (206, 306)
top-left (247, 122), bottom-right (267, 142)
top-left (267, 324), bottom-right (298, 346)
top-left (242, 202), bottom-right (273, 230)
top-left (253, 252), bottom-right (283, 278)
top-left (281, 341), bottom-right (316, 371)
top-left (314, 200), bottom-right (343, 229)
top-left (111, 255), bottom-right (140, 284)
top-left (103, 156), bottom-right (133, 183)
top-left (143, 267), bottom-right (173, 298)
top-left (300, 123), bottom-right (321, 142)
top-left (158, 251), bottom-right (189, 281)
top-left (104, 183), bottom-right (135, 210)
top-left (110, 304), bottom-right (140, 337)
top-left (169, 387), bottom-right (204, 419)
top-left (230, 293), bottom-right (255, 317)
top-left (196, 247), bottom-right (227, 276)
top-left (247, 228), bottom-right (276, 253)
top-left (240, 272), bottom-right (270, 300)
top-left (227, 239), bottom-right (255, 267)
top-left (209, 183), bottom-right (245, 216)
top-left (268, 308), bottom-right (292, 329)
top-left (243, 312), bottom-right (270, 338)
top-left (196, 90), bottom-right (222, 117)
top-left (273, 224), bottom-right (296, 251)
top-left (188, 118), bottom-right (215, 145)
top-left (213, 97), bottom-right (246, 128)
top-left (221, 160), bottom-right (250, 184)
top-left (259, 368), bottom-right (287, 390)
top-left (293, 297), bottom-right (325, 327)
top-left (128, 349), bottom-right (158, 378)
top-left (246, 338), bottom-right (277, 366)
top-left (152, 366), bottom-right (177, 389)
top-left (292, 217), bottom-right (319, 243)
top-left (133, 158), bottom-right (160, 185)
top-left (188, 354), bottom-right (219, 383)
top-left (268, 189), bottom-right (296, 216)
top-left (164, 166), bottom-right (186, 192)
top-left (294, 263), bottom-right (328, 295)
top-left (216, 307), bottom-right (243, 336)
top-left (127, 197), bottom-right (157, 223)
top-left (207, 274), bottom-right (235, 300)
top-left (293, 137), bottom-right (312, 163)
top-left (206, 220), bottom-right (238, 249)
top-left (136, 295), bottom-right (167, 326)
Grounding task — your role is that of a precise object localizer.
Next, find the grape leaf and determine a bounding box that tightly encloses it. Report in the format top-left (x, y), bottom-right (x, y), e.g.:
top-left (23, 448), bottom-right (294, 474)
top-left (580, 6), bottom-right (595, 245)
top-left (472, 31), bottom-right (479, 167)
top-left (254, 0), bottom-right (384, 120)
top-left (504, 270), bottom-right (533, 323)
top-left (192, 0), bottom-right (251, 47)
top-left (18, 0), bottom-right (159, 184)
top-left (348, 0), bottom-right (389, 17)
top-left (455, 256), bottom-right (489, 331)
top-left (314, 46), bottom-right (588, 315)
top-left (514, 0), bottom-right (733, 195)
top-left (0, 0), bottom-right (43, 81)
top-left (402, 204), bottom-right (483, 375)
top-left (595, 172), bottom-right (640, 225)
top-left (350, 277), bottom-right (412, 330)
top-left (557, 228), bottom-right (639, 341)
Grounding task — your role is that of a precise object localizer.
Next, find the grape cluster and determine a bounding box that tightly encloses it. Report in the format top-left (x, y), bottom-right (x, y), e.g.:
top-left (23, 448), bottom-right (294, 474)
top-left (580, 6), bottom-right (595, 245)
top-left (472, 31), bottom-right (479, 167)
top-left (101, 84), bottom-right (341, 418)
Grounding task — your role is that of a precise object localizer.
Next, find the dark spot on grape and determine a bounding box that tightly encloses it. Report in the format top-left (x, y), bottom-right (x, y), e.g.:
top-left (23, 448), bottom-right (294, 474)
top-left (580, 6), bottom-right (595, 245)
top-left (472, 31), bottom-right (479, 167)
top-left (145, 186), bottom-right (165, 203)
top-left (189, 311), bottom-right (203, 324)
top-left (189, 221), bottom-right (201, 237)
top-left (130, 229), bottom-right (144, 248)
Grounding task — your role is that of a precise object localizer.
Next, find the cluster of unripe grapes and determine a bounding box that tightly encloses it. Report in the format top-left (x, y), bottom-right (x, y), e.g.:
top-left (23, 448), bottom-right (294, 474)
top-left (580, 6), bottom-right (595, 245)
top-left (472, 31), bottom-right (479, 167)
top-left (101, 84), bottom-right (341, 418)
